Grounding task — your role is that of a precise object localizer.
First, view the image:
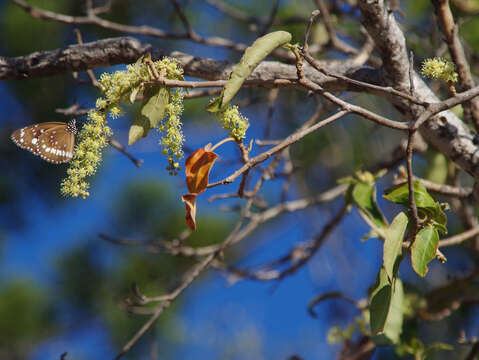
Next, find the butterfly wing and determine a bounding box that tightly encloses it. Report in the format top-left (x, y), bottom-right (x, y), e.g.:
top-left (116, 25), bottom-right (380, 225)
top-left (37, 124), bottom-right (76, 164)
top-left (11, 122), bottom-right (76, 164)
top-left (11, 122), bottom-right (65, 156)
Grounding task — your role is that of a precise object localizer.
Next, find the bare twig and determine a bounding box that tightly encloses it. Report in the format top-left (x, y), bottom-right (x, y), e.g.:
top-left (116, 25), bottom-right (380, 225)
top-left (258, 0), bottom-right (280, 36)
top-left (11, 0), bottom-right (293, 61)
top-left (303, 10), bottom-right (321, 52)
top-left (183, 88), bottom-right (222, 99)
top-left (55, 103), bottom-right (91, 116)
top-left (208, 110), bottom-right (350, 188)
top-left (406, 130), bottom-right (419, 232)
top-left (73, 28), bottom-right (100, 87)
top-left (300, 49), bottom-right (428, 106)
top-left (115, 216), bottom-right (247, 358)
top-left (170, 0), bottom-right (194, 37)
top-left (108, 139), bottom-right (143, 167)
top-left (298, 77), bottom-right (409, 130)
top-left (206, 0), bottom-right (309, 26)
top-left (393, 176), bottom-right (473, 199)
top-left (439, 227), bottom-right (479, 247)
top-left (315, 0), bottom-right (360, 56)
top-left (213, 203), bottom-right (348, 281)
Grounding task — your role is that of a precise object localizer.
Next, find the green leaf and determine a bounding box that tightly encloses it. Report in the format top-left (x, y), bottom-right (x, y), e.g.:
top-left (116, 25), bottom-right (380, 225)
top-left (383, 181), bottom-right (436, 208)
top-left (421, 204), bottom-right (448, 235)
top-left (431, 220), bottom-right (448, 235)
top-left (371, 271), bottom-right (404, 345)
top-left (128, 115), bottom-right (150, 145)
top-left (337, 174), bottom-right (357, 185)
top-left (395, 337), bottom-right (422, 356)
top-left (370, 267), bottom-right (392, 335)
top-left (206, 31), bottom-right (292, 112)
top-left (352, 182), bottom-right (387, 228)
top-left (360, 229), bottom-right (380, 242)
top-left (385, 182), bottom-right (448, 236)
top-left (423, 342), bottom-right (453, 358)
top-left (141, 86), bottom-right (169, 128)
top-left (205, 97), bottom-right (222, 113)
top-left (383, 212), bottom-right (408, 280)
top-left (128, 86), bottom-right (169, 145)
top-left (411, 226), bottom-right (439, 277)
top-left (420, 203), bottom-right (448, 235)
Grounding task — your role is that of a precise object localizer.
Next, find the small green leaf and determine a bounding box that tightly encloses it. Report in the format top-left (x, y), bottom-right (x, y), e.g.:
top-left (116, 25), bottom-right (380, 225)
top-left (370, 267), bottom-right (392, 335)
top-left (360, 229), bottom-right (380, 242)
top-left (205, 96), bottom-right (223, 113)
top-left (128, 114), bottom-right (150, 145)
top-left (423, 342), bottom-right (453, 358)
top-left (206, 31), bottom-right (292, 112)
top-left (411, 226), bottom-right (439, 277)
top-left (422, 204), bottom-right (448, 235)
top-left (422, 203), bottom-right (448, 235)
top-left (395, 338), bottom-right (424, 357)
top-left (337, 175), bottom-right (355, 185)
top-left (432, 220), bottom-right (448, 235)
top-left (352, 182), bottom-right (387, 228)
top-left (383, 212), bottom-right (408, 280)
top-left (383, 181), bottom-right (436, 208)
top-left (371, 272), bottom-right (404, 345)
top-left (128, 86), bottom-right (169, 145)
top-left (141, 86), bottom-right (169, 128)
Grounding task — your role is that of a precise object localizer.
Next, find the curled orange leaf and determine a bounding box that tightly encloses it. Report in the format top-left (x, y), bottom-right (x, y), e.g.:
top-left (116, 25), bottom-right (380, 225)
top-left (182, 146), bottom-right (218, 230)
top-left (185, 147), bottom-right (218, 194)
top-left (182, 194), bottom-right (197, 230)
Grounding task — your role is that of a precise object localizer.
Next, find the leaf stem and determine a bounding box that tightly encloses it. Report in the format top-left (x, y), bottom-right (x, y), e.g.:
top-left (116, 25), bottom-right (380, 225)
top-left (210, 137), bottom-right (235, 152)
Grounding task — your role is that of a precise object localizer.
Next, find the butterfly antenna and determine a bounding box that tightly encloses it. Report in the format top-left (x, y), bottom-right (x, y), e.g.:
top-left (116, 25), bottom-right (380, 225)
top-left (67, 118), bottom-right (78, 135)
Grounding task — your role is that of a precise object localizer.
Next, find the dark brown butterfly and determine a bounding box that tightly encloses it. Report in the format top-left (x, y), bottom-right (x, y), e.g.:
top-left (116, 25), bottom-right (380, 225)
top-left (11, 119), bottom-right (77, 164)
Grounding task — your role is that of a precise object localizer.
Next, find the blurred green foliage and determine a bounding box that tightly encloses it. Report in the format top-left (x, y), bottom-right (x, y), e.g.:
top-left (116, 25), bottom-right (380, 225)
top-left (0, 280), bottom-right (53, 357)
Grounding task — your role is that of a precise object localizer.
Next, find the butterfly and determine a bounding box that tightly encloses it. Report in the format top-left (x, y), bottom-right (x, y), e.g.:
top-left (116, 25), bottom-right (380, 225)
top-left (11, 119), bottom-right (77, 164)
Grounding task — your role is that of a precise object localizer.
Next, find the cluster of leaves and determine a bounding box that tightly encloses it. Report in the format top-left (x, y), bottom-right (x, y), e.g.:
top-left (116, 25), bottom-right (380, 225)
top-left (336, 171), bottom-right (451, 356)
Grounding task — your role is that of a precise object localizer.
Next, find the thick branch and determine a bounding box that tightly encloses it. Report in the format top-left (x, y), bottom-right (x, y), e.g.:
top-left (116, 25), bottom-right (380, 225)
top-left (0, 37), bottom-right (162, 80)
top-left (358, 0), bottom-right (479, 179)
top-left (3, 36), bottom-right (479, 179)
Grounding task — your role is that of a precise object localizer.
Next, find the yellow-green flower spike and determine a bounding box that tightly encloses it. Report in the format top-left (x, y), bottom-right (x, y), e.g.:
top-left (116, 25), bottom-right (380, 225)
top-left (159, 89), bottom-right (185, 171)
top-left (421, 58), bottom-right (458, 83)
top-left (217, 105), bottom-right (250, 141)
top-left (62, 57), bottom-right (186, 198)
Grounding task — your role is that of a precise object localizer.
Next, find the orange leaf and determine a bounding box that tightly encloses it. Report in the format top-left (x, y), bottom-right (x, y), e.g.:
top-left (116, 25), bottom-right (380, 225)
top-left (185, 148), bottom-right (218, 194)
top-left (182, 194), bottom-right (197, 230)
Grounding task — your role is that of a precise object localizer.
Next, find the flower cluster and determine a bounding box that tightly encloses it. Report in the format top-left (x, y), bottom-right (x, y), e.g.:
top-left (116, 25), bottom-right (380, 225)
top-left (61, 56), bottom-right (186, 198)
top-left (217, 105), bottom-right (249, 140)
top-left (421, 58), bottom-right (458, 83)
top-left (159, 89), bottom-right (185, 175)
top-left (61, 108), bottom-right (111, 198)
top-left (98, 57), bottom-right (184, 105)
